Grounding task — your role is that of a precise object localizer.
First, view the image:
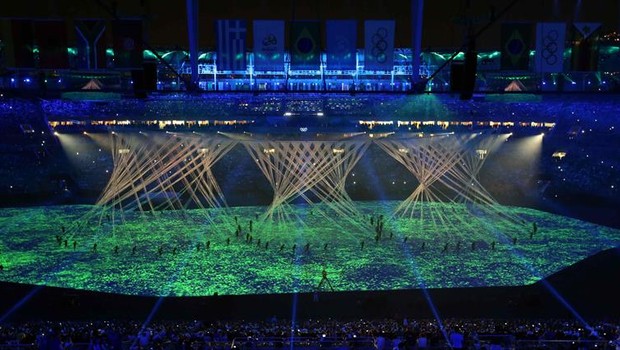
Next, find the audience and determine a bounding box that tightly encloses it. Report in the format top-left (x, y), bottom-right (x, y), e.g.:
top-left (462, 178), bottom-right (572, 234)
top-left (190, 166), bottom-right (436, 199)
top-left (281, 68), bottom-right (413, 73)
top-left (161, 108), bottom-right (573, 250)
top-left (0, 318), bottom-right (618, 349)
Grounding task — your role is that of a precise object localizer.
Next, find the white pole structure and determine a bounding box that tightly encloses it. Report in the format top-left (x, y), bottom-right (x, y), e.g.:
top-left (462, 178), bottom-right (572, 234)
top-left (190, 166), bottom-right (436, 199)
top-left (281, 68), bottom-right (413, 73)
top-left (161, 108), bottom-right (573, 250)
top-left (186, 0), bottom-right (199, 88)
top-left (96, 133), bottom-right (237, 228)
top-left (244, 140), bottom-right (369, 225)
top-left (411, 0), bottom-right (425, 86)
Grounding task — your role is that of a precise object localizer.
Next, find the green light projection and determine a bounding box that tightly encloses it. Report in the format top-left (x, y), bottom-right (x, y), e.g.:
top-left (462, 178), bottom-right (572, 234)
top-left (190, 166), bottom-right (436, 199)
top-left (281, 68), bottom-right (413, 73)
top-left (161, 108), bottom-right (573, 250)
top-left (0, 202), bottom-right (618, 297)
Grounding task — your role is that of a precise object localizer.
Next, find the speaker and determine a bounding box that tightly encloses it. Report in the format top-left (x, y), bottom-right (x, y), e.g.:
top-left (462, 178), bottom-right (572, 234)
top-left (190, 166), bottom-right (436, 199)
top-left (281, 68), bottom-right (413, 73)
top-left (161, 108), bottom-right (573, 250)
top-left (131, 69), bottom-right (146, 98)
top-left (143, 62), bottom-right (157, 91)
top-left (449, 50), bottom-right (477, 100)
top-left (460, 50), bottom-right (477, 100)
top-left (450, 61), bottom-right (465, 92)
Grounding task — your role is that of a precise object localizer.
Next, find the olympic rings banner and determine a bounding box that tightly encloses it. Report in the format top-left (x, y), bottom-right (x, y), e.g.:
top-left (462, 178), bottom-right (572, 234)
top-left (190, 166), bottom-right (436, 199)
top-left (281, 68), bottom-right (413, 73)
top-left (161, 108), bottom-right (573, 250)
top-left (364, 20), bottom-right (395, 71)
top-left (535, 22), bottom-right (566, 73)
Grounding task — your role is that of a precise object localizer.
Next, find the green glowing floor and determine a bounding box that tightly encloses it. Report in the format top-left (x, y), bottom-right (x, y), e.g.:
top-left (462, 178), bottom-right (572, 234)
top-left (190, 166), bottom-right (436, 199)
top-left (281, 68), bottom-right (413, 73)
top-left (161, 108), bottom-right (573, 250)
top-left (0, 202), bottom-right (618, 296)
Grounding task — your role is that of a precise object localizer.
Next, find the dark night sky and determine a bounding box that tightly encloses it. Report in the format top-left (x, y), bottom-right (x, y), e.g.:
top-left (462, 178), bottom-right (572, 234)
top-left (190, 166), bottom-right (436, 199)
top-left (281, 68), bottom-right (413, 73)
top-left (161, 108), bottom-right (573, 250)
top-left (3, 0), bottom-right (619, 50)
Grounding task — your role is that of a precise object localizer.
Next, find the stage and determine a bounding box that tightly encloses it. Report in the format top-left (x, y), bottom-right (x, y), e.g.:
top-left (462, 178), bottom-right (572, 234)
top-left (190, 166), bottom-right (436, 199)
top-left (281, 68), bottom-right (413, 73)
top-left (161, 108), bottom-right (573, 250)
top-left (0, 201), bottom-right (618, 297)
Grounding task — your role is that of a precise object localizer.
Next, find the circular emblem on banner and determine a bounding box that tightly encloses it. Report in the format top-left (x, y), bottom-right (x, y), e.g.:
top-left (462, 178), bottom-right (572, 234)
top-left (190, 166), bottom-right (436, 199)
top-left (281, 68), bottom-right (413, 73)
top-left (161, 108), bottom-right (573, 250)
top-left (371, 27), bottom-right (389, 63)
top-left (263, 34), bottom-right (277, 47)
top-left (505, 30), bottom-right (526, 66)
top-left (542, 30), bottom-right (559, 65)
top-left (297, 37), bottom-right (313, 54)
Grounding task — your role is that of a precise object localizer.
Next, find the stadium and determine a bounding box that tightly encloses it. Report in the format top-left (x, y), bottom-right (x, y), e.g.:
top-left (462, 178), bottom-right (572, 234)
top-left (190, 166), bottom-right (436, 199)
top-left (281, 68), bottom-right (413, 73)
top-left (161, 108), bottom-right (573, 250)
top-left (1, 0), bottom-right (620, 349)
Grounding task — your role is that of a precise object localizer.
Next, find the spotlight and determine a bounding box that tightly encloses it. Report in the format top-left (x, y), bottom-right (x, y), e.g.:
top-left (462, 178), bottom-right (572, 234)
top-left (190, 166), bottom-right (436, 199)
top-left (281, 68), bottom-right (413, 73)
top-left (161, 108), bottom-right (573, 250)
top-left (53, 131), bottom-right (59, 136)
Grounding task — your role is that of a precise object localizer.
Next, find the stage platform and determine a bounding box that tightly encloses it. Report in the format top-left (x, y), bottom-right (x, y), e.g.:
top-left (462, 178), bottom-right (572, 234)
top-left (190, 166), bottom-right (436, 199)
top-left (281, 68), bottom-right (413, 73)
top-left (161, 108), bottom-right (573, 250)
top-left (1, 247), bottom-right (619, 321)
top-left (0, 201), bottom-right (618, 297)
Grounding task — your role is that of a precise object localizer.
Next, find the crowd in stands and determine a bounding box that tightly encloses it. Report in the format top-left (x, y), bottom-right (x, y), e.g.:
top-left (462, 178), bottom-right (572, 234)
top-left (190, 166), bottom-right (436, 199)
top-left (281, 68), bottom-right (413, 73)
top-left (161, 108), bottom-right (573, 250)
top-left (35, 93), bottom-right (620, 122)
top-left (0, 318), bottom-right (619, 349)
top-left (1, 94), bottom-right (619, 210)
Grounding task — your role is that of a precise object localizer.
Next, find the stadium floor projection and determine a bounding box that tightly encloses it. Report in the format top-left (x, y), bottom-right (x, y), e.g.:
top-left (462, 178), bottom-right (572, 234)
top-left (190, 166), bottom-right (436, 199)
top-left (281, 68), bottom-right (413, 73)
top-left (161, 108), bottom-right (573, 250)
top-left (1, 132), bottom-right (619, 297)
top-left (0, 202), bottom-right (619, 296)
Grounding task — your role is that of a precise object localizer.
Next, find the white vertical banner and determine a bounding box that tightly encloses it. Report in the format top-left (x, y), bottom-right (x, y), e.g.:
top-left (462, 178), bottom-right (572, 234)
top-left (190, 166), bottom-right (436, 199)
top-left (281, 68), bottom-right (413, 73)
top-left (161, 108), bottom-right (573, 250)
top-left (253, 20), bottom-right (285, 71)
top-left (216, 19), bottom-right (247, 71)
top-left (364, 20), bottom-right (395, 71)
top-left (535, 22), bottom-right (566, 73)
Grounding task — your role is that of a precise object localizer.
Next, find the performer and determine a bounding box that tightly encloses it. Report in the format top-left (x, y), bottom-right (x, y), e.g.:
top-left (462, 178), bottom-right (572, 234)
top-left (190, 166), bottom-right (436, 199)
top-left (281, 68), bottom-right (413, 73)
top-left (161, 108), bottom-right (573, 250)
top-left (92, 243), bottom-right (97, 253)
top-left (73, 240), bottom-right (77, 250)
top-left (316, 267), bottom-right (334, 292)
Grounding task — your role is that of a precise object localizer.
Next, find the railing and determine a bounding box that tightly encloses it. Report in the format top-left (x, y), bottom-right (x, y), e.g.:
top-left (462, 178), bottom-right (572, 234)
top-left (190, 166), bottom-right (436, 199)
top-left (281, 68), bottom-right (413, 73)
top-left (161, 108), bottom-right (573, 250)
top-left (0, 337), bottom-right (617, 350)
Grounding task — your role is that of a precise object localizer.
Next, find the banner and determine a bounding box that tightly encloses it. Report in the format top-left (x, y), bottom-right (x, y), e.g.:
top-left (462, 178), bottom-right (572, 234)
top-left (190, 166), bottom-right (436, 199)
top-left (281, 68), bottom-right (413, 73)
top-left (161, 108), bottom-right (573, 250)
top-left (535, 22), bottom-right (566, 73)
top-left (34, 20), bottom-right (69, 69)
top-left (75, 19), bottom-right (107, 70)
top-left (112, 19), bottom-right (143, 69)
top-left (216, 19), bottom-right (247, 71)
top-left (290, 21), bottom-right (321, 70)
top-left (501, 23), bottom-right (532, 70)
top-left (326, 20), bottom-right (357, 70)
top-left (364, 20), bottom-right (395, 71)
top-left (571, 22), bottom-right (601, 71)
top-left (11, 20), bottom-right (35, 68)
top-left (253, 20), bottom-right (284, 71)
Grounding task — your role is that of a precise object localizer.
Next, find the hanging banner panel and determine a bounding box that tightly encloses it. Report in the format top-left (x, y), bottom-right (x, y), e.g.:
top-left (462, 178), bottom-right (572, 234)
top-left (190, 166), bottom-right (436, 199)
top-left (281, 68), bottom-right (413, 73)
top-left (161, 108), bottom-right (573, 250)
top-left (326, 20), bottom-right (357, 70)
top-left (535, 22), bottom-right (566, 73)
top-left (253, 20), bottom-right (284, 71)
top-left (571, 22), bottom-right (601, 71)
top-left (217, 19), bottom-right (247, 71)
top-left (290, 21), bottom-right (321, 70)
top-left (35, 20), bottom-right (69, 69)
top-left (11, 19), bottom-right (35, 68)
top-left (75, 19), bottom-right (107, 70)
top-left (364, 20), bottom-right (395, 71)
top-left (501, 23), bottom-right (532, 70)
top-left (112, 19), bottom-right (143, 69)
